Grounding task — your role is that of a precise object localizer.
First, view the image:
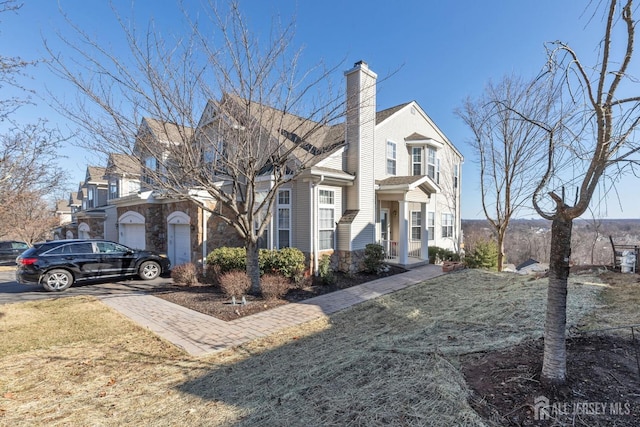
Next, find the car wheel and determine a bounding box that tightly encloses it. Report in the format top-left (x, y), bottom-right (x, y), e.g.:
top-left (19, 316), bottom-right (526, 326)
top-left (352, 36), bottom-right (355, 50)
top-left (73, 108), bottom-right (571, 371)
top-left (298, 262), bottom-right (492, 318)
top-left (42, 269), bottom-right (74, 292)
top-left (138, 261), bottom-right (160, 280)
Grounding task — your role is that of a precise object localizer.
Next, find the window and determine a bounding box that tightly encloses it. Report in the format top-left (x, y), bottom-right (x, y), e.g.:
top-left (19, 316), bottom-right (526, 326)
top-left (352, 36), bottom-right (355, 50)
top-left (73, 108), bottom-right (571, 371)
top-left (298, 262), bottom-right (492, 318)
top-left (428, 212), bottom-right (435, 241)
top-left (411, 211), bottom-right (422, 241)
top-left (277, 189), bottom-right (291, 249)
top-left (109, 181), bottom-right (118, 199)
top-left (88, 188), bottom-right (94, 201)
top-left (386, 141), bottom-right (396, 175)
top-left (412, 147), bottom-right (422, 176)
top-left (318, 189), bottom-right (335, 250)
top-left (144, 156), bottom-right (157, 184)
top-left (453, 162), bottom-right (459, 188)
top-left (427, 147), bottom-right (437, 181)
top-left (319, 189), bottom-right (334, 204)
top-left (442, 213), bottom-right (454, 238)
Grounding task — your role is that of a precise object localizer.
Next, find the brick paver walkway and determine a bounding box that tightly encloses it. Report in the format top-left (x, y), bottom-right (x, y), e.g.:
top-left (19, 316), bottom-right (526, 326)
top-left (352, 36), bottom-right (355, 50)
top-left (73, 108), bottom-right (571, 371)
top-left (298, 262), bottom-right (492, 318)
top-left (99, 264), bottom-right (444, 356)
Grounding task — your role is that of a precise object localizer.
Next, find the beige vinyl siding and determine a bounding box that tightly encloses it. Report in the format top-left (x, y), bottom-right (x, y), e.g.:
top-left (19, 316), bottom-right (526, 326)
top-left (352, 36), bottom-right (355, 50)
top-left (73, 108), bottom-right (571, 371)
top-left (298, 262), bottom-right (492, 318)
top-left (316, 148), bottom-right (345, 170)
top-left (291, 180), bottom-right (311, 252)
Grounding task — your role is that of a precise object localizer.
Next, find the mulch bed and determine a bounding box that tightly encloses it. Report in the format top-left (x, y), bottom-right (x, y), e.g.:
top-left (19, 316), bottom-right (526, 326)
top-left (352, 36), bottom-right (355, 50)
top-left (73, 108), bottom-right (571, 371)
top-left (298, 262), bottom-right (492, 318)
top-left (462, 334), bottom-right (640, 426)
top-left (149, 265), bottom-right (407, 321)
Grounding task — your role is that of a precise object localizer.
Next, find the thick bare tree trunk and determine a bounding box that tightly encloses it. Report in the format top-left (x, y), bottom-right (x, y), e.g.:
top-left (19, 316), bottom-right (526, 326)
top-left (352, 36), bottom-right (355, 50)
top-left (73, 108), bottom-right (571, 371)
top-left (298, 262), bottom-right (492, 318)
top-left (497, 227), bottom-right (507, 271)
top-left (246, 240), bottom-right (261, 295)
top-left (541, 216), bottom-right (572, 385)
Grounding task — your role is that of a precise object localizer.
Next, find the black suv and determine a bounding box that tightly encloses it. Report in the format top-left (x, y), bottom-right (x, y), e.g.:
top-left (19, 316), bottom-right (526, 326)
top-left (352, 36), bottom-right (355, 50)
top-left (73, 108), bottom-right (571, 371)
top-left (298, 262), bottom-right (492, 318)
top-left (0, 240), bottom-right (29, 264)
top-left (16, 240), bottom-right (171, 291)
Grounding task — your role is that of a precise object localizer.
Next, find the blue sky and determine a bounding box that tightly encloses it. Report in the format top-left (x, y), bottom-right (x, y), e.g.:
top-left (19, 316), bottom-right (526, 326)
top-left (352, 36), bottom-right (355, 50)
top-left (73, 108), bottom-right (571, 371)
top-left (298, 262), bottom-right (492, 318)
top-left (1, 0), bottom-right (635, 219)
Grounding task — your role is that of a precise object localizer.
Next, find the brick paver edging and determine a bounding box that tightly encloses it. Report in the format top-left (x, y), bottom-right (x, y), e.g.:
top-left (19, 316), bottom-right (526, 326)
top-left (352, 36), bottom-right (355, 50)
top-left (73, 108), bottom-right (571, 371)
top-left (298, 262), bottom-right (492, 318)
top-left (99, 264), bottom-right (444, 356)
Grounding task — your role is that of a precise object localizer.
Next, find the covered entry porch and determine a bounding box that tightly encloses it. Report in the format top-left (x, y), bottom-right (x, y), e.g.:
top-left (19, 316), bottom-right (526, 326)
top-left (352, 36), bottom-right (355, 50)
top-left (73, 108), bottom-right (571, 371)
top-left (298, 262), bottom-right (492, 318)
top-left (376, 175), bottom-right (438, 267)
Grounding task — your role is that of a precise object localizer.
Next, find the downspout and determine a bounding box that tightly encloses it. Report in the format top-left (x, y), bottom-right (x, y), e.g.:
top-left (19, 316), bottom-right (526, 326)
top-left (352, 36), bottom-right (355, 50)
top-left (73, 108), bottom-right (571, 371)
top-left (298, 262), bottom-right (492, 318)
top-left (312, 175), bottom-right (325, 275)
top-left (202, 208), bottom-right (210, 269)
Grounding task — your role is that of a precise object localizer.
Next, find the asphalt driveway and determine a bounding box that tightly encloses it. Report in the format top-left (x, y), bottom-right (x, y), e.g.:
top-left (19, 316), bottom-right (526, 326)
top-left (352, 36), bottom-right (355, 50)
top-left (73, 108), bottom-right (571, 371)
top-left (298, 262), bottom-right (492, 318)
top-left (0, 267), bottom-right (172, 305)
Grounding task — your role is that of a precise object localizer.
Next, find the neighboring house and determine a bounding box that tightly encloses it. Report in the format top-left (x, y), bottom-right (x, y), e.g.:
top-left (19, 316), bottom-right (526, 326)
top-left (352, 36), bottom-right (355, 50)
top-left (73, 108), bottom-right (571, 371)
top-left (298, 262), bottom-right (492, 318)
top-left (72, 60), bottom-right (463, 273)
top-left (73, 166), bottom-right (114, 240)
top-left (54, 200), bottom-right (73, 226)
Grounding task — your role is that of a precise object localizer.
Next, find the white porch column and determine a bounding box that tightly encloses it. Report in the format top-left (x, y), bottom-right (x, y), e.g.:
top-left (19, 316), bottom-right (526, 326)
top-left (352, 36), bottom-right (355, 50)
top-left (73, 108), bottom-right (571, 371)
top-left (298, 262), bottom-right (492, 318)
top-left (421, 202), bottom-right (429, 262)
top-left (398, 200), bottom-right (409, 265)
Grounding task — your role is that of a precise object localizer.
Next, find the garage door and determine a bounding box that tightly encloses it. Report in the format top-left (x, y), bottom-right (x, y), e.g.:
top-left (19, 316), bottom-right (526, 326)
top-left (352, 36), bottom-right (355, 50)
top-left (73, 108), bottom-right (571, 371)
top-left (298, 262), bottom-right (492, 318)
top-left (169, 223), bottom-right (191, 266)
top-left (120, 223), bottom-right (145, 250)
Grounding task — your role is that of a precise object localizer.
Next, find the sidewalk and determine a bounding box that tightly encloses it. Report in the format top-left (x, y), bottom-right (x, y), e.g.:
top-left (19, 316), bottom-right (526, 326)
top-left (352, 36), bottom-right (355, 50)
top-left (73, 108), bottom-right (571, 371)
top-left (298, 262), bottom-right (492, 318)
top-left (99, 264), bottom-right (444, 357)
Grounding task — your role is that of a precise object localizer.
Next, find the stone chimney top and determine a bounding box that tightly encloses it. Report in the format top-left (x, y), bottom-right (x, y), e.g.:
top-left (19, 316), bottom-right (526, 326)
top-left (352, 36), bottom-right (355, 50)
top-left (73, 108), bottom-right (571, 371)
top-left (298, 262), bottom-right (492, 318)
top-left (354, 60), bottom-right (368, 68)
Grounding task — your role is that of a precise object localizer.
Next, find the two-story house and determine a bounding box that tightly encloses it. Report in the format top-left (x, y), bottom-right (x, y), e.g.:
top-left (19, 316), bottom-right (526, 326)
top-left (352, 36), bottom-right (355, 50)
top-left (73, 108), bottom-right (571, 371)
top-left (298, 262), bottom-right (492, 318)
top-left (196, 61), bottom-right (462, 272)
top-left (67, 61), bottom-right (462, 273)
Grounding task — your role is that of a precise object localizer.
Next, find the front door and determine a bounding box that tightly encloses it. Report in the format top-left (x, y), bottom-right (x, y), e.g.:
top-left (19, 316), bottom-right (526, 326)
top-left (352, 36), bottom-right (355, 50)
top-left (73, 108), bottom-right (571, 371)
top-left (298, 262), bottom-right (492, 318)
top-left (380, 208), bottom-right (393, 258)
top-left (380, 208), bottom-right (390, 241)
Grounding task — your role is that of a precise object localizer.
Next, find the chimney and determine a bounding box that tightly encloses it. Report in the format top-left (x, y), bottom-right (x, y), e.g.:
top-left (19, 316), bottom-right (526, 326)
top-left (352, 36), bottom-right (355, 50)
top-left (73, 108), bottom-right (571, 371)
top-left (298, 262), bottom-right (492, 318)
top-left (343, 60), bottom-right (377, 249)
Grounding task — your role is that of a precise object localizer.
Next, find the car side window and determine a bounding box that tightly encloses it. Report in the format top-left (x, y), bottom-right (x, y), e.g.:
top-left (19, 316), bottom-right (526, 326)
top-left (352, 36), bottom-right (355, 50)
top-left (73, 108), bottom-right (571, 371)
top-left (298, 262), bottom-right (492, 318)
top-left (69, 243), bottom-right (94, 254)
top-left (46, 245), bottom-right (69, 255)
top-left (96, 242), bottom-right (127, 254)
top-left (13, 242), bottom-right (28, 250)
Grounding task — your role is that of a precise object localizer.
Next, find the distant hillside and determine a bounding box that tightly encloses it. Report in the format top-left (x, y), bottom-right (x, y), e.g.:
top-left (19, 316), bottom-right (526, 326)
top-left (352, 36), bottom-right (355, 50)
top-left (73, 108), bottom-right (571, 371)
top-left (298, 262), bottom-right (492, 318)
top-left (462, 218), bottom-right (640, 266)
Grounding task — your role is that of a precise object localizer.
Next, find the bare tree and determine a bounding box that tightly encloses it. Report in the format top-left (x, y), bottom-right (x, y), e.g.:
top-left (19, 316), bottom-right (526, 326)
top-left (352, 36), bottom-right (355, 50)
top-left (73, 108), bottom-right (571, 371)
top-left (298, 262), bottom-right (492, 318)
top-left (522, 0), bottom-right (640, 385)
top-left (0, 2), bottom-right (68, 241)
top-left (2, 191), bottom-right (59, 243)
top-left (46, 1), bottom-right (350, 293)
top-left (457, 75), bottom-right (552, 271)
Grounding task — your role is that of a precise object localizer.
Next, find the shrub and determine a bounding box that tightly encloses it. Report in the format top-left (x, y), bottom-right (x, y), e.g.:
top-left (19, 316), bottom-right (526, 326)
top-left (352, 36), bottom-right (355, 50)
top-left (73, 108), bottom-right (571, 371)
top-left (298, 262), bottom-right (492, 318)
top-left (207, 246), bottom-right (306, 283)
top-left (465, 240), bottom-right (499, 270)
top-left (428, 246), bottom-right (460, 264)
top-left (318, 254), bottom-right (335, 285)
top-left (267, 247), bottom-right (306, 282)
top-left (170, 263), bottom-right (200, 286)
top-left (363, 243), bottom-right (386, 274)
top-left (218, 270), bottom-right (251, 298)
top-left (206, 247), bottom-right (246, 274)
top-left (260, 273), bottom-right (291, 300)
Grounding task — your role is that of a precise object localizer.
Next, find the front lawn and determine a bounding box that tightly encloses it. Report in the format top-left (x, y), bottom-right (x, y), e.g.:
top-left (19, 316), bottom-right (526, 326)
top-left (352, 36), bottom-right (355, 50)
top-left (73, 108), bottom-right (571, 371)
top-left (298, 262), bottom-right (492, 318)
top-left (1, 269), bottom-right (637, 426)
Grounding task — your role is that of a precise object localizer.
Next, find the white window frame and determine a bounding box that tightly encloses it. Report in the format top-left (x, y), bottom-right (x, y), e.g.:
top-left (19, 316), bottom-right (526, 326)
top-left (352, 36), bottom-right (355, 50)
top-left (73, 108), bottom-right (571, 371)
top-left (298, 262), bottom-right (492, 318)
top-left (277, 189), bottom-right (291, 249)
top-left (453, 162), bottom-right (459, 189)
top-left (427, 147), bottom-right (436, 179)
top-left (412, 147), bottom-right (422, 176)
top-left (318, 189), bottom-right (335, 250)
top-left (144, 156), bottom-right (157, 184)
top-left (410, 211), bottom-right (422, 241)
top-left (386, 141), bottom-right (397, 175)
top-left (109, 180), bottom-right (118, 200)
top-left (442, 213), bottom-right (454, 239)
top-left (428, 211), bottom-right (435, 241)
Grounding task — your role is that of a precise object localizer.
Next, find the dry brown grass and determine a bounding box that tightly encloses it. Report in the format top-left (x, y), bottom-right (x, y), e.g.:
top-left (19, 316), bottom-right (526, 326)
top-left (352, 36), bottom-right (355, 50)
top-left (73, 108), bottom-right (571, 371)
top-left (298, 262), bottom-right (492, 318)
top-left (0, 269), bottom-right (608, 426)
top-left (578, 270), bottom-right (640, 332)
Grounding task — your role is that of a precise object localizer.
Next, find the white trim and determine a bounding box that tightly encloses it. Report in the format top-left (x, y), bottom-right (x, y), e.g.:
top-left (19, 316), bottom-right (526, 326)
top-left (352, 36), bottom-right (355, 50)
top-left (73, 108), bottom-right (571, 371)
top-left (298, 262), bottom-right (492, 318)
top-left (119, 211), bottom-right (145, 224)
top-left (167, 211), bottom-right (191, 225)
top-left (276, 189), bottom-right (291, 249)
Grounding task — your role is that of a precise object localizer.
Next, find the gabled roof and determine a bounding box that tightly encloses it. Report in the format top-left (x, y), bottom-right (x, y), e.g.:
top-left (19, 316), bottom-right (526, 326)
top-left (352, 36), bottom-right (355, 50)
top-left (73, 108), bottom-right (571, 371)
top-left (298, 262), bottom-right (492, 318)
top-left (105, 153), bottom-right (142, 177)
top-left (143, 118), bottom-right (195, 144)
top-left (56, 200), bottom-right (71, 212)
top-left (68, 190), bottom-right (81, 207)
top-left (85, 166), bottom-right (107, 185)
top-left (376, 102), bottom-right (412, 124)
top-left (212, 93), bottom-right (345, 170)
top-left (376, 175), bottom-right (440, 194)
